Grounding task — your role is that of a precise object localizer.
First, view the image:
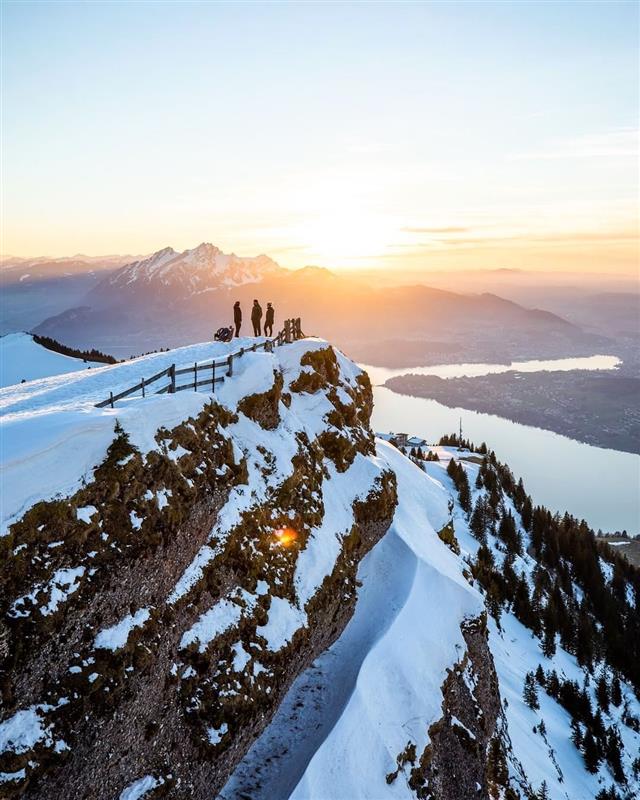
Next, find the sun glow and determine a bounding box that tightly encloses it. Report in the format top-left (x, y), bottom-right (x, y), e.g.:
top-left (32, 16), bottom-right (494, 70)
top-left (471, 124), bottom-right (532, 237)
top-left (272, 527), bottom-right (298, 547)
top-left (293, 213), bottom-right (396, 267)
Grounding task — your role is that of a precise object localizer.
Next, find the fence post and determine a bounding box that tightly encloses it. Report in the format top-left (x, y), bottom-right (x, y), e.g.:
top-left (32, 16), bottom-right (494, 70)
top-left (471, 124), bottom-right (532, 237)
top-left (212, 360), bottom-right (216, 392)
top-left (227, 353), bottom-right (233, 377)
top-left (169, 364), bottom-right (176, 394)
top-left (285, 319), bottom-right (291, 344)
top-left (109, 391), bottom-right (114, 409)
top-left (297, 317), bottom-right (302, 338)
top-left (142, 378), bottom-right (145, 398)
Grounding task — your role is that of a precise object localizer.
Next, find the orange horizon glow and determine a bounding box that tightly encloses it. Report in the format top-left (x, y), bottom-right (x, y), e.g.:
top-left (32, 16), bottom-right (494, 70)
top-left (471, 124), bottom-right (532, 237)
top-left (3, 222), bottom-right (638, 277)
top-left (3, 3), bottom-right (638, 277)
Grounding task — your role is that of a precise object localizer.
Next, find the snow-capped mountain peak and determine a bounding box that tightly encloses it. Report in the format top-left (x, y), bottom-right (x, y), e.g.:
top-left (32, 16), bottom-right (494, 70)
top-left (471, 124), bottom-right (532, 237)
top-left (100, 243), bottom-right (283, 299)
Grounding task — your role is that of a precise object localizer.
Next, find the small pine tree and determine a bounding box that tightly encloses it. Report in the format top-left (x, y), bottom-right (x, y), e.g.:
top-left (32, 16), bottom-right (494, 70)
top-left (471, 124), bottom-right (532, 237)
top-left (542, 624), bottom-right (556, 659)
top-left (596, 674), bottom-right (610, 714)
top-left (582, 731), bottom-right (600, 773)
top-left (458, 468), bottom-right (472, 514)
top-left (535, 664), bottom-right (546, 686)
top-left (604, 726), bottom-right (625, 783)
top-left (486, 580), bottom-right (502, 626)
top-left (546, 670), bottom-right (560, 698)
top-left (470, 497), bottom-right (487, 544)
top-left (571, 719), bottom-right (583, 749)
top-left (523, 672), bottom-right (540, 710)
top-left (610, 675), bottom-right (622, 707)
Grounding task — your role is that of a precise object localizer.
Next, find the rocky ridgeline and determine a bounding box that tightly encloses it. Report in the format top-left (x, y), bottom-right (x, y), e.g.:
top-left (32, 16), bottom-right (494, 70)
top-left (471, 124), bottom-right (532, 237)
top-left (0, 343), bottom-right (418, 799)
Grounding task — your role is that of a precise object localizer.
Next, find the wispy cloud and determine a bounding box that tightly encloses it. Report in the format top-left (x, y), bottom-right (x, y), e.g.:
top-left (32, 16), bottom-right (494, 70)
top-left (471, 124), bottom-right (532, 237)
top-left (401, 226), bottom-right (470, 234)
top-left (446, 230), bottom-right (639, 246)
top-left (509, 128), bottom-right (638, 161)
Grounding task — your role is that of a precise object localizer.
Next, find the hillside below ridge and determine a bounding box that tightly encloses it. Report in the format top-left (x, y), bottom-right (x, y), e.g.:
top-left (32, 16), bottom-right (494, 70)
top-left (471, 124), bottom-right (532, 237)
top-left (0, 337), bottom-right (638, 800)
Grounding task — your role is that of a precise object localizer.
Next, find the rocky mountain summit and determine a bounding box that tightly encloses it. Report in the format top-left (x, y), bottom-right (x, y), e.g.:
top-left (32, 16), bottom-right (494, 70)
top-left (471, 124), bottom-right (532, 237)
top-left (0, 338), bottom-right (638, 800)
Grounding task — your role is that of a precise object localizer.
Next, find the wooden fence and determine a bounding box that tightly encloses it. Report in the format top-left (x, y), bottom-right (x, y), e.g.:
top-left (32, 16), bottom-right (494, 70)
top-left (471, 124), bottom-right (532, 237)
top-left (95, 317), bottom-right (303, 409)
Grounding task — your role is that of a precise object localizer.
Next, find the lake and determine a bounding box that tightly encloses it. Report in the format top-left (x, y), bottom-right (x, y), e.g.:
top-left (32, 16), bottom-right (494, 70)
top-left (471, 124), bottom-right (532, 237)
top-left (363, 354), bottom-right (622, 385)
top-left (362, 356), bottom-right (639, 537)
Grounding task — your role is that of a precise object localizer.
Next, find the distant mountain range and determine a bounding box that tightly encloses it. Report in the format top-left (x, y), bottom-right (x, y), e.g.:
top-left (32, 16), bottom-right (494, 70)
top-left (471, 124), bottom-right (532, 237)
top-left (3, 243), bottom-right (613, 364)
top-left (90, 243), bottom-right (284, 303)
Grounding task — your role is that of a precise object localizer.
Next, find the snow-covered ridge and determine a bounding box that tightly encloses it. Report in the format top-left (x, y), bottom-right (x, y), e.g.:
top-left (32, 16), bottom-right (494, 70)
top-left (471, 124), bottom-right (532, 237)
top-left (2, 335), bottom-right (409, 796)
top-left (1, 335), bottom-right (637, 800)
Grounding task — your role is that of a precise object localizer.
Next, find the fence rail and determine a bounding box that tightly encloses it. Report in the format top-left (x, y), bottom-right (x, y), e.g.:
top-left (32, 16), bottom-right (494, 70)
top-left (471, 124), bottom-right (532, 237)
top-left (95, 317), bottom-right (303, 409)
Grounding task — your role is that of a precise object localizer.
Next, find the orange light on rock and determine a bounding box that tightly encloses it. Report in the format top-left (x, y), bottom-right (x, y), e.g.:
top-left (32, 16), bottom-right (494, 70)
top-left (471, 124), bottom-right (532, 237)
top-left (273, 527), bottom-right (298, 547)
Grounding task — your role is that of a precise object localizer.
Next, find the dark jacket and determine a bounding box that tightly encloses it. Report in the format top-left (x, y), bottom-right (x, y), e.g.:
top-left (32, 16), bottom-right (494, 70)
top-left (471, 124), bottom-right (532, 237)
top-left (265, 306), bottom-right (274, 325)
top-left (251, 303), bottom-right (262, 322)
top-left (234, 304), bottom-right (242, 323)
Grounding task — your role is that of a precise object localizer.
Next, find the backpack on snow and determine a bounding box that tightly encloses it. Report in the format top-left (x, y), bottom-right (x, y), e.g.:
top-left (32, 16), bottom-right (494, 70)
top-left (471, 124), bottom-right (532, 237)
top-left (214, 326), bottom-right (233, 343)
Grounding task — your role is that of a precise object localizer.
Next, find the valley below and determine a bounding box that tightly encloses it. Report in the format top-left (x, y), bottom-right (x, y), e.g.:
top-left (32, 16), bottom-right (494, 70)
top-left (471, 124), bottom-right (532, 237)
top-left (385, 369), bottom-right (640, 456)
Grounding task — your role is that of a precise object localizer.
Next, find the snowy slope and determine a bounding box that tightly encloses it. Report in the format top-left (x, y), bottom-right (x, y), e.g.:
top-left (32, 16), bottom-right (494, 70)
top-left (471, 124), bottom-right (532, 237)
top-left (223, 440), bottom-right (482, 800)
top-left (0, 333), bottom-right (104, 388)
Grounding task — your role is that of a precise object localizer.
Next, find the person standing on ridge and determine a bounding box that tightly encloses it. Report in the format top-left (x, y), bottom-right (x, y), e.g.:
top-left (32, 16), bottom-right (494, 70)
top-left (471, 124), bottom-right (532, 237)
top-left (233, 301), bottom-right (242, 337)
top-left (251, 299), bottom-right (263, 336)
top-left (264, 302), bottom-right (275, 337)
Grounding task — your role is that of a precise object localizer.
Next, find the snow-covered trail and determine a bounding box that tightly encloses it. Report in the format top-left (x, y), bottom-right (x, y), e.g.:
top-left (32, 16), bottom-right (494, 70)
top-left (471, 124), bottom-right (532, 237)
top-left (219, 529), bottom-right (418, 800)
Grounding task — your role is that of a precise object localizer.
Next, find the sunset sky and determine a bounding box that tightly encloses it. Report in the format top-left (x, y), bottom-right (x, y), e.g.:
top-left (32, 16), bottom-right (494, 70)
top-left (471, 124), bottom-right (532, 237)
top-left (2, 0), bottom-right (638, 273)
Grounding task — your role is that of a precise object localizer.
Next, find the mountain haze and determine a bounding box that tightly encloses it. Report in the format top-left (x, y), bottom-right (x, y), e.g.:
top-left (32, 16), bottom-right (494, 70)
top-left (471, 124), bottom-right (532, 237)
top-left (28, 243), bottom-right (610, 364)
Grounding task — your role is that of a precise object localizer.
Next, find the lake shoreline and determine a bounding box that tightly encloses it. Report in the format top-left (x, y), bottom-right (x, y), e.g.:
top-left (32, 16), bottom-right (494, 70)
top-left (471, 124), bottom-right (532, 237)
top-left (370, 385), bottom-right (640, 537)
top-left (384, 370), bottom-right (640, 456)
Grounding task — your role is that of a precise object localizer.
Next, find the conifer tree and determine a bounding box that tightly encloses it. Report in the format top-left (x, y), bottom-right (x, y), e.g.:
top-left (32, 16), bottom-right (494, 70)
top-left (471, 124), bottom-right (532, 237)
top-left (592, 708), bottom-right (606, 742)
top-left (602, 725), bottom-right (624, 783)
top-left (542, 599), bottom-right (557, 658)
top-left (486, 580), bottom-right (502, 626)
top-left (523, 672), bottom-right (540, 710)
top-left (596, 674), bottom-right (610, 714)
top-left (470, 497), bottom-right (487, 544)
top-left (610, 675), bottom-right (622, 707)
top-left (546, 670), bottom-right (560, 698)
top-left (576, 609), bottom-right (595, 668)
top-left (582, 731), bottom-right (600, 773)
top-left (458, 467), bottom-right (472, 515)
top-left (571, 718), bottom-right (583, 750)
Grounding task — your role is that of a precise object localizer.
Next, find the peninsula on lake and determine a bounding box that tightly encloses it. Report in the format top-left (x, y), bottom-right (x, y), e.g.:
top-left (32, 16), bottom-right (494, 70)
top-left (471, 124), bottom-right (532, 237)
top-left (385, 370), bottom-right (640, 455)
